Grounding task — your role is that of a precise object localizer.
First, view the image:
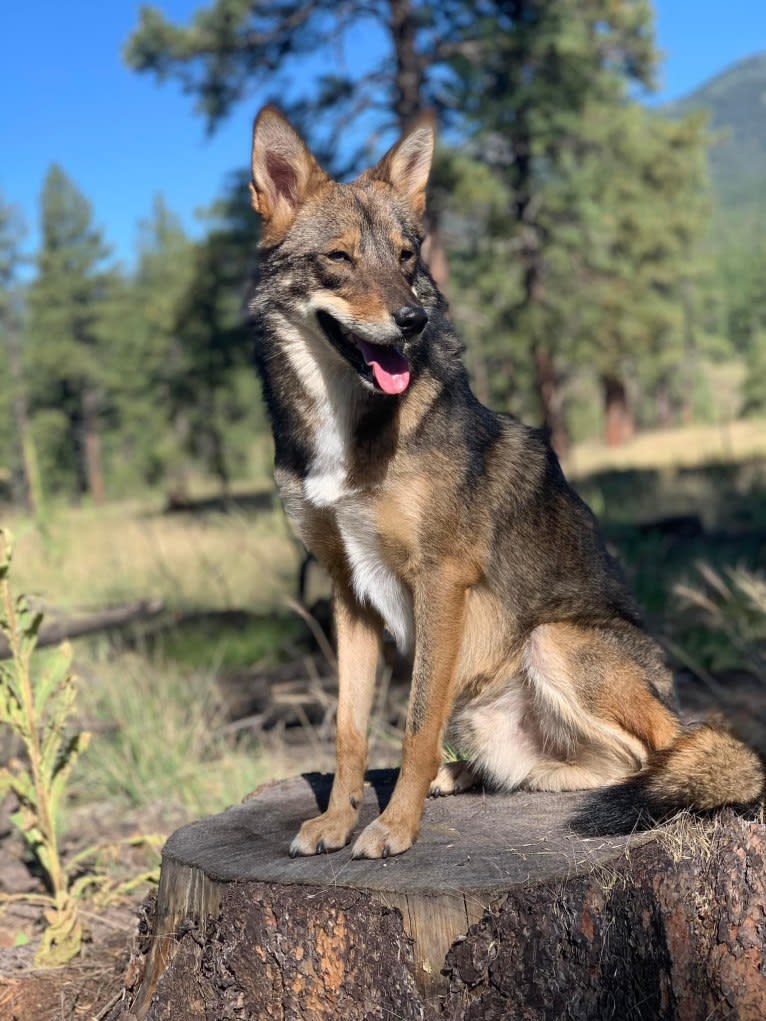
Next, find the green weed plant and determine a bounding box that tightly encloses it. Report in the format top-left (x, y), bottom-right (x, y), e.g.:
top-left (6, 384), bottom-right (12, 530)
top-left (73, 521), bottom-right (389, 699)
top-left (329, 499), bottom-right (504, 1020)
top-left (0, 529), bottom-right (89, 965)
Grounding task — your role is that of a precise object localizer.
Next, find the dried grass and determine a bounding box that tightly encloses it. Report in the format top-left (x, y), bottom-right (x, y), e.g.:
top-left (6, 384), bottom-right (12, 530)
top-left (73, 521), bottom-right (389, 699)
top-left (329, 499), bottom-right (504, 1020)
top-left (568, 417), bottom-right (766, 477)
top-left (3, 497), bottom-right (298, 615)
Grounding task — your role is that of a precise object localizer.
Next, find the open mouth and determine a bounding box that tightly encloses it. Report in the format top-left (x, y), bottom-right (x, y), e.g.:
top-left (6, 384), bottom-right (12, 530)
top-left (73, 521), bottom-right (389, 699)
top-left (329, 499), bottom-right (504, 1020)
top-left (316, 311), bottom-right (411, 395)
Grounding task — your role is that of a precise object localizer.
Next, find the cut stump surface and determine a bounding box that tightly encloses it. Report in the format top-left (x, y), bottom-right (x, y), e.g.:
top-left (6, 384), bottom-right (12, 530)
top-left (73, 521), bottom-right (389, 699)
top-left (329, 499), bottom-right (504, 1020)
top-left (117, 770), bottom-right (766, 1021)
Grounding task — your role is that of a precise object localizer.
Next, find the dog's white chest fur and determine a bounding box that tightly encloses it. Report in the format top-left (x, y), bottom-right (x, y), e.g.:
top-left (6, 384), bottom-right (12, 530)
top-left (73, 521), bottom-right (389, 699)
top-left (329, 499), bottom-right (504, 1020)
top-left (278, 317), bottom-right (413, 652)
top-left (334, 501), bottom-right (414, 653)
top-left (305, 422), bottom-right (413, 654)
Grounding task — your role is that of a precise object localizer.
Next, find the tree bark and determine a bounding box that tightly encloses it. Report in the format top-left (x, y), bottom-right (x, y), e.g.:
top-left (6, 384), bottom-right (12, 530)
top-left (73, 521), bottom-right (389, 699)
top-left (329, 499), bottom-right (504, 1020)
top-left (656, 377), bottom-right (674, 429)
top-left (535, 346), bottom-right (569, 458)
top-left (443, 809), bottom-right (766, 1020)
top-left (422, 222), bottom-right (450, 295)
top-left (111, 773), bottom-right (766, 1021)
top-left (5, 315), bottom-right (41, 514)
top-left (389, 0), bottom-right (424, 129)
top-left (81, 387), bottom-right (105, 504)
top-left (208, 417), bottom-right (231, 505)
top-left (602, 374), bottom-right (635, 447)
top-left (386, 0), bottom-right (450, 295)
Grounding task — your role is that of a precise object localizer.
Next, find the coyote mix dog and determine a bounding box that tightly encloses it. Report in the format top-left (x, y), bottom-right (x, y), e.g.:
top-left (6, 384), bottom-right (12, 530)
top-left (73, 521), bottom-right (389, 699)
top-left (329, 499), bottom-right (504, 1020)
top-left (248, 106), bottom-right (763, 859)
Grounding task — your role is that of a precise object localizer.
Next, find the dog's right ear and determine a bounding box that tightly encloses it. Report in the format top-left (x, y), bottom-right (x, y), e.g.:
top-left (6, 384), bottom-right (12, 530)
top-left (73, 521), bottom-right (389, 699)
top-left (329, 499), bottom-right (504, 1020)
top-left (250, 106), bottom-right (327, 237)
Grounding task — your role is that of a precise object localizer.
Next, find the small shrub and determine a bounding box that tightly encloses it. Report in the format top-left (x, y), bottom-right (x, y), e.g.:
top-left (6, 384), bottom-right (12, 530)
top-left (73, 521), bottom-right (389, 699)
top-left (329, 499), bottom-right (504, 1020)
top-left (0, 529), bottom-right (89, 965)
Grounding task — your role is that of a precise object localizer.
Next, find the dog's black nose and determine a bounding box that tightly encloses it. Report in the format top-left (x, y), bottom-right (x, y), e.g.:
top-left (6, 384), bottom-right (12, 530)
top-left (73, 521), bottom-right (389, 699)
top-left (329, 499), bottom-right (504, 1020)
top-left (394, 305), bottom-right (428, 337)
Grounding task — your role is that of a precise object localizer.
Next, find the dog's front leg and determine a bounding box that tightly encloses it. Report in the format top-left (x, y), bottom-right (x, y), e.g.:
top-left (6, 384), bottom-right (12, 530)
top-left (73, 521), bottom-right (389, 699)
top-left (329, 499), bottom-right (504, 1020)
top-left (289, 584), bottom-right (381, 856)
top-left (352, 564), bottom-right (468, 859)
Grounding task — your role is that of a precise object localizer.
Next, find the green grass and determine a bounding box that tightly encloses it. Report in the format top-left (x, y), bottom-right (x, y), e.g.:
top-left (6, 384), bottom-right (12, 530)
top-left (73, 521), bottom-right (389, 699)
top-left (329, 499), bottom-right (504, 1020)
top-left (73, 649), bottom-right (273, 817)
top-left (674, 565), bottom-right (766, 677)
top-left (0, 490), bottom-right (314, 833)
top-left (573, 455), bottom-right (766, 677)
top-left (125, 610), bottom-right (308, 673)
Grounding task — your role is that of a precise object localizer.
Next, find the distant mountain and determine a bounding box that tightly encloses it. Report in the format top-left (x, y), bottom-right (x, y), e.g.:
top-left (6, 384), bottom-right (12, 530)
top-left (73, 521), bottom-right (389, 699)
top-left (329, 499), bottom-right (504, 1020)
top-left (665, 52), bottom-right (766, 220)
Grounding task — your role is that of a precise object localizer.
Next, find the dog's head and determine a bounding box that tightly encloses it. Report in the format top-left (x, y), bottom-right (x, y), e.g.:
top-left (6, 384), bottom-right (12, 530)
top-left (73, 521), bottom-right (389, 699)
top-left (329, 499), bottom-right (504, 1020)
top-left (249, 106), bottom-right (436, 397)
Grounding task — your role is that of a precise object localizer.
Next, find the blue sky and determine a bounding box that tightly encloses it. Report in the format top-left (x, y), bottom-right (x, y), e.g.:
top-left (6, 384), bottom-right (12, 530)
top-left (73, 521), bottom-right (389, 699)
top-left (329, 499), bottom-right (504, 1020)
top-left (2, 1), bottom-right (765, 271)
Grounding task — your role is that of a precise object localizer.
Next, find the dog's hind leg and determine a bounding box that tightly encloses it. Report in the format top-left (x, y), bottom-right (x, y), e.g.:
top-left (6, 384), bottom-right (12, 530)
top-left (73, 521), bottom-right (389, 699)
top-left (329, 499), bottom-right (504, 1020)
top-left (521, 622), bottom-right (681, 790)
top-left (429, 760), bottom-right (481, 797)
top-left (524, 754), bottom-right (634, 792)
top-left (290, 585), bottom-right (381, 856)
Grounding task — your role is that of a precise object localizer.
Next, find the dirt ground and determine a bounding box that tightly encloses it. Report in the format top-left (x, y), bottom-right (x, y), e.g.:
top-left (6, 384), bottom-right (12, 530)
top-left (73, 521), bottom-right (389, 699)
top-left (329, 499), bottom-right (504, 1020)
top-left (0, 798), bottom-right (188, 1021)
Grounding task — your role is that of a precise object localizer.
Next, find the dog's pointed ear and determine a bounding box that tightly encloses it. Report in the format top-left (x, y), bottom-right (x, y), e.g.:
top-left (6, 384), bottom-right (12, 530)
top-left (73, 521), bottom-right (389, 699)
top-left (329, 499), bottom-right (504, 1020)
top-left (368, 113), bottom-right (436, 219)
top-left (250, 106), bottom-right (327, 233)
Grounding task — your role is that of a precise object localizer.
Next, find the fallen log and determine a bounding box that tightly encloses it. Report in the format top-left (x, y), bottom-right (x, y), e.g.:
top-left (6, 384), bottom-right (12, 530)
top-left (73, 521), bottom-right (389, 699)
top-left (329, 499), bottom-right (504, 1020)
top-left (0, 599), bottom-right (165, 660)
top-left (114, 771), bottom-right (766, 1021)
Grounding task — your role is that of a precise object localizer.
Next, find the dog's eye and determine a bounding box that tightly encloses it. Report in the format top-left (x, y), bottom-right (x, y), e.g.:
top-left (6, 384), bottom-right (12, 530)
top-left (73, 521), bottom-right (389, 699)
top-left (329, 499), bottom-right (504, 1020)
top-left (326, 250), bottom-right (352, 263)
top-left (400, 248), bottom-right (415, 263)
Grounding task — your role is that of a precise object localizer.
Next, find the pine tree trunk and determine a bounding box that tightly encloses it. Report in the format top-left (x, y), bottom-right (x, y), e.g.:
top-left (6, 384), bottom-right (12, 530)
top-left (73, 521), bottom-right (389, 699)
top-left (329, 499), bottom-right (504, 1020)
top-left (535, 346), bottom-right (569, 458)
top-left (389, 0), bottom-right (423, 128)
top-left (518, 198), bottom-right (569, 458)
top-left (656, 378), bottom-right (673, 429)
top-left (602, 374), bottom-right (635, 447)
top-left (81, 388), bottom-right (105, 504)
top-left (387, 0), bottom-right (450, 296)
top-left (5, 316), bottom-right (42, 514)
top-left (422, 222), bottom-right (450, 295)
top-left (207, 415), bottom-right (231, 505)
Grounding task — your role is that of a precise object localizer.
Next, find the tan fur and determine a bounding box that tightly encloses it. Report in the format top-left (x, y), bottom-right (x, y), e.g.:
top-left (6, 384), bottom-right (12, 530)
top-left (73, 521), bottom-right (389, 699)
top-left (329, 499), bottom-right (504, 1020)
top-left (290, 586), bottom-right (380, 856)
top-left (644, 725), bottom-right (764, 811)
top-left (454, 586), bottom-right (519, 698)
top-left (352, 560), bottom-right (471, 858)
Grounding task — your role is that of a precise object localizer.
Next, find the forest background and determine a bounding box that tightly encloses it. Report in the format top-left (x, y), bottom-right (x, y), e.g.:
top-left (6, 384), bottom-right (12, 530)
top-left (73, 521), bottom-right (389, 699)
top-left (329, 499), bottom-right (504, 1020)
top-left (2, 0), bottom-right (766, 502)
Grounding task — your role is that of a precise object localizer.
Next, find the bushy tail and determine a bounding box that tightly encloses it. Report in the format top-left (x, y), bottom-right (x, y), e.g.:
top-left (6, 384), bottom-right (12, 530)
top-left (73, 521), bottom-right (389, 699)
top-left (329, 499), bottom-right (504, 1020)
top-left (574, 724), bottom-right (765, 836)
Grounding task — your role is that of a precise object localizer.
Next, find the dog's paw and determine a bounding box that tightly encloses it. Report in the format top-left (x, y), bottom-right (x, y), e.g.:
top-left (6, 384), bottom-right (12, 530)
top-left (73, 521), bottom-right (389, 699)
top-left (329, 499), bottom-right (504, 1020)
top-left (429, 760), bottom-right (480, 797)
top-left (288, 812), bottom-right (354, 857)
top-left (351, 817), bottom-right (415, 859)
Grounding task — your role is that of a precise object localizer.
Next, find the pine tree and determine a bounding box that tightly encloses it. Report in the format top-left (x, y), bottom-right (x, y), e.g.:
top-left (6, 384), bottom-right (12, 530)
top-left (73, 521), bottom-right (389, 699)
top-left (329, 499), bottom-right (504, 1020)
top-left (124, 0), bottom-right (489, 291)
top-left (125, 0), bottom-right (718, 450)
top-left (0, 196), bottom-right (30, 504)
top-left (124, 1), bottom-right (476, 146)
top-left (168, 175), bottom-right (264, 498)
top-left (445, 0), bottom-right (660, 453)
top-left (108, 195), bottom-right (197, 493)
top-left (722, 224), bottom-right (766, 416)
top-left (25, 166), bottom-right (118, 502)
top-left (565, 106), bottom-right (714, 441)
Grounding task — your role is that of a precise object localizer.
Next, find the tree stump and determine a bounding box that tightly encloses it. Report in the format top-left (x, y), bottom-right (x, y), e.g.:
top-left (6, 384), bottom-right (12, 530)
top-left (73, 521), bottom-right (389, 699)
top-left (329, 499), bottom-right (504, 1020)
top-left (117, 770), bottom-right (766, 1021)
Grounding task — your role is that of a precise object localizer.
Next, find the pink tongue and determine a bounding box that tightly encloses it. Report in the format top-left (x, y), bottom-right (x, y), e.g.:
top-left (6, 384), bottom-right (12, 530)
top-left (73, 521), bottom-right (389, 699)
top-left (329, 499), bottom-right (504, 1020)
top-left (358, 340), bottom-right (411, 395)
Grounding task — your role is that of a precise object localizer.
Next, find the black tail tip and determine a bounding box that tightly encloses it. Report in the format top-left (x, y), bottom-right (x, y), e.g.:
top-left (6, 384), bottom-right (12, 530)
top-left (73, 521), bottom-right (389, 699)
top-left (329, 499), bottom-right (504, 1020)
top-left (570, 779), bottom-right (659, 837)
top-left (571, 780), bottom-right (765, 838)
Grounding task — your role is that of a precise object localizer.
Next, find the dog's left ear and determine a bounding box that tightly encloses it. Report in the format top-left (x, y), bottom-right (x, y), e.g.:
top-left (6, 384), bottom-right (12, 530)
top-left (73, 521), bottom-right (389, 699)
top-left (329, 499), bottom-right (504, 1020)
top-left (368, 113), bottom-right (436, 219)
